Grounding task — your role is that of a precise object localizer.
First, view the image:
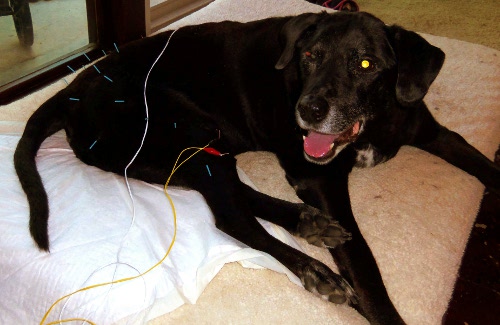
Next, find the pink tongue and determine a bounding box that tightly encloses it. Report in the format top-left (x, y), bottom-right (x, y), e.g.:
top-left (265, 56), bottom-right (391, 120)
top-left (304, 131), bottom-right (339, 158)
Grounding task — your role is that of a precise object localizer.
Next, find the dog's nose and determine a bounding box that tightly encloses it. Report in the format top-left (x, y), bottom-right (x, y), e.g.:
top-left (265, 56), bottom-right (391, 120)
top-left (298, 95), bottom-right (329, 123)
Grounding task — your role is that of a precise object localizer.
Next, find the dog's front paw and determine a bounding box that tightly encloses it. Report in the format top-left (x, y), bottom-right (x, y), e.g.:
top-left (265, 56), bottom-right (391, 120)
top-left (299, 260), bottom-right (358, 304)
top-left (297, 205), bottom-right (351, 248)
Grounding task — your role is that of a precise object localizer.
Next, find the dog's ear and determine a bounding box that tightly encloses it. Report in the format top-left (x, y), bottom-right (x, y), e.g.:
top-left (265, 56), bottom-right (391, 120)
top-left (387, 25), bottom-right (445, 106)
top-left (275, 13), bottom-right (323, 70)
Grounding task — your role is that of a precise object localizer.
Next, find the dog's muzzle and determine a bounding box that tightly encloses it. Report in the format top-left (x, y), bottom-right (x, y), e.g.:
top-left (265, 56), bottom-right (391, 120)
top-left (297, 95), bottom-right (363, 164)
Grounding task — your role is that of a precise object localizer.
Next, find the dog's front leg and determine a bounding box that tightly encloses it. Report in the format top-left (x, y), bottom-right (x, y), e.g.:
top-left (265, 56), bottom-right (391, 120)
top-left (239, 183), bottom-right (352, 248)
top-left (182, 154), bottom-right (357, 304)
top-left (290, 172), bottom-right (406, 325)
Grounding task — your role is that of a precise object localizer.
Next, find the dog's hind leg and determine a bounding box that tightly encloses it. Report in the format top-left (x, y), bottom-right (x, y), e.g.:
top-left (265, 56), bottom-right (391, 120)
top-left (240, 183), bottom-right (352, 249)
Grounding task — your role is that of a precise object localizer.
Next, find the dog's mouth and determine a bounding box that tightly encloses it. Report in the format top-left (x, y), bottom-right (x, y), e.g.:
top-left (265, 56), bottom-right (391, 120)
top-left (302, 121), bottom-right (362, 164)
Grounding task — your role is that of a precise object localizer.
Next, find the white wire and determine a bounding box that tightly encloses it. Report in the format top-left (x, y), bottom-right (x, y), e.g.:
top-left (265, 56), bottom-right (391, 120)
top-left (114, 29), bottom-right (179, 323)
top-left (123, 28), bottom-right (179, 233)
top-left (49, 30), bottom-right (179, 325)
top-left (106, 29), bottom-right (179, 307)
top-left (86, 29), bottom-right (179, 323)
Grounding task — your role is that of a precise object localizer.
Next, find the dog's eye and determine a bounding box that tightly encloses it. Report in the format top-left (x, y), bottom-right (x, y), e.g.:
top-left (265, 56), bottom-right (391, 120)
top-left (358, 59), bottom-right (375, 72)
top-left (304, 51), bottom-right (320, 60)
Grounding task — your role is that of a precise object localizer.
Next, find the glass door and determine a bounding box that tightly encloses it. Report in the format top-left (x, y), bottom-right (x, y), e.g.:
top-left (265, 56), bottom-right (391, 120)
top-left (0, 0), bottom-right (146, 105)
top-left (0, 0), bottom-right (92, 89)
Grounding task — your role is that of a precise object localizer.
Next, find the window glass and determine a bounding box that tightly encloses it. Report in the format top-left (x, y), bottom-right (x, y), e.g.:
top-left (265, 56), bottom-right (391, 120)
top-left (0, 0), bottom-right (89, 87)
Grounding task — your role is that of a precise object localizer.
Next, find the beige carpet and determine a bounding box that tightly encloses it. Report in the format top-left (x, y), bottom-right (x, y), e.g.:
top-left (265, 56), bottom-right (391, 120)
top-left (1, 0), bottom-right (498, 324)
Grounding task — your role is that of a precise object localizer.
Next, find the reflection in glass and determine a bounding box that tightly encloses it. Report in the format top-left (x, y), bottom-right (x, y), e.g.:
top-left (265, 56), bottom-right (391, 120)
top-left (0, 0), bottom-right (89, 86)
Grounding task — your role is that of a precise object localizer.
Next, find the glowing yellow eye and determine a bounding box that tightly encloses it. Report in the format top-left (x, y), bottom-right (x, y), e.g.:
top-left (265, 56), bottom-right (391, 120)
top-left (361, 60), bottom-right (371, 69)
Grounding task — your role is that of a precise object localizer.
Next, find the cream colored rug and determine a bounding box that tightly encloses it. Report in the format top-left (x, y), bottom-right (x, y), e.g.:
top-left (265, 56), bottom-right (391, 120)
top-left (1, 0), bottom-right (498, 324)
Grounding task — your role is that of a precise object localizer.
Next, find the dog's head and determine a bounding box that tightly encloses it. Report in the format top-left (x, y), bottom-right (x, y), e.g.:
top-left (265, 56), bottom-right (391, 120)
top-left (276, 12), bottom-right (445, 165)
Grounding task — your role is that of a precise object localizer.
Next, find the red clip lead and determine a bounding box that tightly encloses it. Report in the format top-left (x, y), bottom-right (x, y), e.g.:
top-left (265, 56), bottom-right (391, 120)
top-left (203, 147), bottom-right (223, 156)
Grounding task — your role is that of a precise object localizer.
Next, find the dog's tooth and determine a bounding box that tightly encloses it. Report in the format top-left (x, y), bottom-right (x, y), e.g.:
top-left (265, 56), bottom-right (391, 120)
top-left (303, 135), bottom-right (306, 141)
top-left (330, 143), bottom-right (335, 150)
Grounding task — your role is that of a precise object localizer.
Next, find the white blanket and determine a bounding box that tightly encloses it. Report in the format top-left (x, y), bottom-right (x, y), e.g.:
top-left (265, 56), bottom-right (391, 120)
top-left (0, 130), bottom-right (301, 324)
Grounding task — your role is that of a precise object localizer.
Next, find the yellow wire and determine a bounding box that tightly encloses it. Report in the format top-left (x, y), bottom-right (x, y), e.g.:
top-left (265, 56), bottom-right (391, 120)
top-left (40, 144), bottom-right (211, 325)
top-left (44, 318), bottom-right (96, 325)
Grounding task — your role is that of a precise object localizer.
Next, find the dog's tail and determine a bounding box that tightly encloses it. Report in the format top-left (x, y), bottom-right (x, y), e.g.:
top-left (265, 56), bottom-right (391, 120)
top-left (14, 94), bottom-right (67, 251)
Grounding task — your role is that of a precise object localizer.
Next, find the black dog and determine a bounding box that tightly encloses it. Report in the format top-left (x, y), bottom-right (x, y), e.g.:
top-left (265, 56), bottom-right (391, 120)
top-left (14, 12), bottom-right (499, 325)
